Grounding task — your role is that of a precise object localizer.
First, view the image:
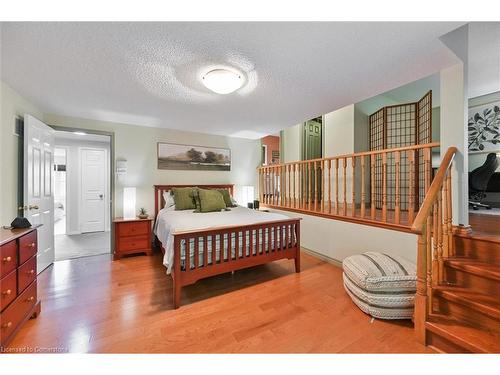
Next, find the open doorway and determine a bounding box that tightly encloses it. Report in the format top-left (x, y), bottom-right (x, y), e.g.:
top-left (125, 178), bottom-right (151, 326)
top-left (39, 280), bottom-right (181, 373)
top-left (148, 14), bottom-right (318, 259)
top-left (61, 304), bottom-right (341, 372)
top-left (53, 130), bottom-right (112, 261)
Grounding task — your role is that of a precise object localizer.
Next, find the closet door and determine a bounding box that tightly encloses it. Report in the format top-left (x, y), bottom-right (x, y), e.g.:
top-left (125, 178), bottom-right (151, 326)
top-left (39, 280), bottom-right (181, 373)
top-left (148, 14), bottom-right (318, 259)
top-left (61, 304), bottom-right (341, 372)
top-left (302, 118), bottom-right (323, 205)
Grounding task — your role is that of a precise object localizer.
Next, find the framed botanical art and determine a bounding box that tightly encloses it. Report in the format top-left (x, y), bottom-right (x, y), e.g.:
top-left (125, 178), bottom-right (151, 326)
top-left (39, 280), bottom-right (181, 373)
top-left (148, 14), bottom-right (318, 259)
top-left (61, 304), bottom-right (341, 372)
top-left (468, 101), bottom-right (500, 152)
top-left (157, 142), bottom-right (231, 171)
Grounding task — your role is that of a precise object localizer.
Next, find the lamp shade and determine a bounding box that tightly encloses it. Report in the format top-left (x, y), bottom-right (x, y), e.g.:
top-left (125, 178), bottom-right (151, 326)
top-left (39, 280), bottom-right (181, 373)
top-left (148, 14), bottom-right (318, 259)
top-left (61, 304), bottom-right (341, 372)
top-left (237, 185), bottom-right (254, 206)
top-left (123, 187), bottom-right (136, 219)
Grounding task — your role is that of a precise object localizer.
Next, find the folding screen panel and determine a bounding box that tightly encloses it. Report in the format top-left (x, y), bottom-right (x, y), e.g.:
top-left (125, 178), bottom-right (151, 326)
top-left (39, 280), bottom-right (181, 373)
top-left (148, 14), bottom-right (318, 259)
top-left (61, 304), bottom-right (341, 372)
top-left (369, 91), bottom-right (432, 211)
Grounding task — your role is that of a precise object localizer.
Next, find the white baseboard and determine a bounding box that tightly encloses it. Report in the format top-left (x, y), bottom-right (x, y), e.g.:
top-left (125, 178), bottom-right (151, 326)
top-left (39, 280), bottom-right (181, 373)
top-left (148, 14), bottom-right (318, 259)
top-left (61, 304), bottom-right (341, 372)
top-left (300, 246), bottom-right (343, 268)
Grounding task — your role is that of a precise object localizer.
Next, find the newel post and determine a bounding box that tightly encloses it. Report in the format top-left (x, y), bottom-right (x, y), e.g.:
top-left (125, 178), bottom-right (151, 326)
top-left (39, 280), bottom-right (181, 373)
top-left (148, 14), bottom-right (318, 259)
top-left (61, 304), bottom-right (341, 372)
top-left (414, 223), bottom-right (428, 345)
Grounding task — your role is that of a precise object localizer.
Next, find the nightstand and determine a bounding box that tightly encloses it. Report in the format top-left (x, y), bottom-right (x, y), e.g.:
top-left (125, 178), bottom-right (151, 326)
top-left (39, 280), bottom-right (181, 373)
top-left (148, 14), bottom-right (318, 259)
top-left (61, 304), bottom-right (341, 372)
top-left (113, 217), bottom-right (153, 260)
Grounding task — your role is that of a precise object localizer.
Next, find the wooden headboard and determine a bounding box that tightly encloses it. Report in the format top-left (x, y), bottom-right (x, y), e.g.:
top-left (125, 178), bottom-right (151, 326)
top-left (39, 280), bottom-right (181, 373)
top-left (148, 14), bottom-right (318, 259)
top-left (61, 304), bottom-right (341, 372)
top-left (154, 184), bottom-right (234, 217)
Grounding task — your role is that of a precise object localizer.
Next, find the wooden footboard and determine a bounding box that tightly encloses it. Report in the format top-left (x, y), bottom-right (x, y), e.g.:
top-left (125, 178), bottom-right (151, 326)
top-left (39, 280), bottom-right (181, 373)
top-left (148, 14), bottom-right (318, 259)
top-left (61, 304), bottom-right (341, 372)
top-left (170, 218), bottom-right (301, 308)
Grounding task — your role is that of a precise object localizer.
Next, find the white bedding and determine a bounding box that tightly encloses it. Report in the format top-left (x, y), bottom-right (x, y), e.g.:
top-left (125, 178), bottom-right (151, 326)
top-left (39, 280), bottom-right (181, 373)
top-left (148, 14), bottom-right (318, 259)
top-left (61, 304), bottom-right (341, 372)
top-left (154, 206), bottom-right (291, 274)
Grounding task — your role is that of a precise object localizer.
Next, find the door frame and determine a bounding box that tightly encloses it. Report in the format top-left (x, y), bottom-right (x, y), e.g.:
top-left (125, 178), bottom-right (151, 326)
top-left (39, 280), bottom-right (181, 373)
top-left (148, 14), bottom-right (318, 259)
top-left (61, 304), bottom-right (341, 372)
top-left (49, 125), bottom-right (115, 257)
top-left (78, 146), bottom-right (110, 233)
top-left (53, 146), bottom-right (69, 235)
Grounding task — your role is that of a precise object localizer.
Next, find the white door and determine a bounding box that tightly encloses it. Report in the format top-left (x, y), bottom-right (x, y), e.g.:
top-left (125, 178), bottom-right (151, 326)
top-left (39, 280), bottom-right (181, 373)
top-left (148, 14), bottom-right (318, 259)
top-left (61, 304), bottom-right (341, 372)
top-left (80, 148), bottom-right (106, 233)
top-left (23, 115), bottom-right (55, 274)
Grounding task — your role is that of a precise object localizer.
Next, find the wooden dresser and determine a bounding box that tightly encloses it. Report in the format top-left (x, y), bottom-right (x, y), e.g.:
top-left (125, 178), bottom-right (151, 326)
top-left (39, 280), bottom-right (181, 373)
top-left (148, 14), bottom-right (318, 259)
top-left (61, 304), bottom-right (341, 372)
top-left (113, 217), bottom-right (153, 260)
top-left (1, 227), bottom-right (41, 347)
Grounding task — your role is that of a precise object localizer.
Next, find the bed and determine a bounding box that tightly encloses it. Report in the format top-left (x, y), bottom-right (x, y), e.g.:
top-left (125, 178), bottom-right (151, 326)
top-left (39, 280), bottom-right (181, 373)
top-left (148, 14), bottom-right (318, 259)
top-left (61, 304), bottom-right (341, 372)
top-left (154, 184), bottom-right (301, 308)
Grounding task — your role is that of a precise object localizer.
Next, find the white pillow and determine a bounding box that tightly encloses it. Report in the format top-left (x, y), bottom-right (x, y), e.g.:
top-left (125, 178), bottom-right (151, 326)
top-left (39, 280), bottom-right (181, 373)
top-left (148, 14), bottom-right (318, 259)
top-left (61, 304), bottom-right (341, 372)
top-left (162, 191), bottom-right (176, 211)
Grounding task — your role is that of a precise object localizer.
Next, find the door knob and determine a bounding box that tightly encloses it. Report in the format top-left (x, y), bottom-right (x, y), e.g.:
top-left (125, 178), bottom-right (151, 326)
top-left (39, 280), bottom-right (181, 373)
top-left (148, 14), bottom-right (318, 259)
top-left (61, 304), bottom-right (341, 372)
top-left (29, 205), bottom-right (39, 210)
top-left (99, 194), bottom-right (104, 199)
top-left (18, 205), bottom-right (28, 211)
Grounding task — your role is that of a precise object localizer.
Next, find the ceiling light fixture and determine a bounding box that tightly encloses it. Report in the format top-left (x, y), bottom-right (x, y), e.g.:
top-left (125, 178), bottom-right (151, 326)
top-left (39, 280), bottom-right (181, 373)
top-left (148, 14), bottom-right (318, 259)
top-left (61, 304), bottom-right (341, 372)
top-left (202, 69), bottom-right (244, 95)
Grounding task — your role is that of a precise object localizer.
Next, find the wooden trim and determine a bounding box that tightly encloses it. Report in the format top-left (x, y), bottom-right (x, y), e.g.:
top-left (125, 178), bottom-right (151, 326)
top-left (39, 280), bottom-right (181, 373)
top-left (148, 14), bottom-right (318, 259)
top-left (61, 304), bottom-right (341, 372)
top-left (452, 225), bottom-right (473, 236)
top-left (263, 205), bottom-right (413, 233)
top-left (256, 142), bottom-right (440, 168)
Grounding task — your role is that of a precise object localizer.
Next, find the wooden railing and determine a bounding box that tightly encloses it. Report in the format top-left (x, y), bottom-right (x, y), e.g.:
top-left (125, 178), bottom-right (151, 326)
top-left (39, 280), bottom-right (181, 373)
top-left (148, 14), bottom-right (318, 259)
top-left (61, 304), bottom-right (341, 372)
top-left (257, 142), bottom-right (440, 229)
top-left (411, 146), bottom-right (457, 343)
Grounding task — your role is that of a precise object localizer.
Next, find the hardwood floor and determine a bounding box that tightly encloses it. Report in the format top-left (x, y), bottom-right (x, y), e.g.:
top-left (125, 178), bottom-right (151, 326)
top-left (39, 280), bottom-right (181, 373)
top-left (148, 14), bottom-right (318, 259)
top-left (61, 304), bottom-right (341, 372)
top-left (469, 212), bottom-right (500, 240)
top-left (8, 251), bottom-right (432, 353)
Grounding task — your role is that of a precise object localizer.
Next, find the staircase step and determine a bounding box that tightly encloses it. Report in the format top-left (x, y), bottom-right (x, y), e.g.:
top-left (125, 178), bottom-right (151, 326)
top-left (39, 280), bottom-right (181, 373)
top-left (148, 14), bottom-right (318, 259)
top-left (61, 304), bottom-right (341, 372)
top-left (445, 259), bottom-right (500, 281)
top-left (435, 287), bottom-right (500, 318)
top-left (426, 315), bottom-right (500, 353)
top-left (454, 235), bottom-right (500, 265)
top-left (433, 287), bottom-right (500, 331)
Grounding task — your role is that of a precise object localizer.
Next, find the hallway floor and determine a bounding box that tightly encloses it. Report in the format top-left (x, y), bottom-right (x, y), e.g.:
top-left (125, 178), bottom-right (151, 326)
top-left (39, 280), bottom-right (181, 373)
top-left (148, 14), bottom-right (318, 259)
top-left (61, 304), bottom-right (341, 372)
top-left (55, 231), bottom-right (111, 261)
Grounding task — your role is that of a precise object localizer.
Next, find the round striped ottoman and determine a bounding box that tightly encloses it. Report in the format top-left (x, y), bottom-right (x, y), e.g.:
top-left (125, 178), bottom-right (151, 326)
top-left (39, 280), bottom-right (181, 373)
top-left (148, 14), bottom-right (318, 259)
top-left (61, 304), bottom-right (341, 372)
top-left (342, 252), bottom-right (417, 320)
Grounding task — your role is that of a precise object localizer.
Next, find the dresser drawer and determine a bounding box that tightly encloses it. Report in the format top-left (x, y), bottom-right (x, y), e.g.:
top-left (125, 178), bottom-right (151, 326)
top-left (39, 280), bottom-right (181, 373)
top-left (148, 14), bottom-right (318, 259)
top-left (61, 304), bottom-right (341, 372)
top-left (117, 235), bottom-right (150, 252)
top-left (118, 221), bottom-right (149, 237)
top-left (18, 256), bottom-right (37, 294)
top-left (0, 241), bottom-right (18, 278)
top-left (18, 230), bottom-right (37, 264)
top-left (0, 271), bottom-right (17, 312)
top-left (0, 281), bottom-right (36, 344)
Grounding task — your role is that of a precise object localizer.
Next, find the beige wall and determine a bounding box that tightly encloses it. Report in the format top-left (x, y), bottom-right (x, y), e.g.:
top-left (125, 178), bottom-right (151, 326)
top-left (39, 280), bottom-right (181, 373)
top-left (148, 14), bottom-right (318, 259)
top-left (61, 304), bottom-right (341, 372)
top-left (0, 82), bottom-right (44, 225)
top-left (440, 63), bottom-right (468, 225)
top-left (323, 104), bottom-right (355, 157)
top-left (281, 123), bottom-right (301, 163)
top-left (44, 113), bottom-right (261, 219)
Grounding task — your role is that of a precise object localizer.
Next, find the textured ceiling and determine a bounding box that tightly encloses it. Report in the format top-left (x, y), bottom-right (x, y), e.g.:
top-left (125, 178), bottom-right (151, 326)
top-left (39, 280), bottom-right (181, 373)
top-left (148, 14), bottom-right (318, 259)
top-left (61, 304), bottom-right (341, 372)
top-left (1, 22), bottom-right (463, 138)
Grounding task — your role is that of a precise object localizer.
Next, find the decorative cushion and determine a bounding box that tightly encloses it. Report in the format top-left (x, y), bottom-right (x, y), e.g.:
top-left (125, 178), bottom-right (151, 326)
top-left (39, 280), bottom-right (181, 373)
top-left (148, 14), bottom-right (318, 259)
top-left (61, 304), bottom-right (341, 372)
top-left (342, 252), bottom-right (416, 320)
top-left (172, 187), bottom-right (196, 210)
top-left (342, 252), bottom-right (416, 292)
top-left (198, 189), bottom-right (227, 212)
top-left (162, 191), bottom-right (176, 210)
top-left (344, 280), bottom-right (414, 319)
top-left (217, 189), bottom-right (237, 207)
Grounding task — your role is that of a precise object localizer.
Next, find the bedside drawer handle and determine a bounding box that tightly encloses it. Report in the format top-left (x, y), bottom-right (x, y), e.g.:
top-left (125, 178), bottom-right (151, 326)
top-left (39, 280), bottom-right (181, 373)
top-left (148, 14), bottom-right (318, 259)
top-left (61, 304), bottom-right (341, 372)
top-left (26, 296), bottom-right (35, 302)
top-left (2, 289), bottom-right (12, 296)
top-left (2, 256), bottom-right (12, 263)
top-left (1, 322), bottom-right (13, 329)
top-left (27, 242), bottom-right (36, 248)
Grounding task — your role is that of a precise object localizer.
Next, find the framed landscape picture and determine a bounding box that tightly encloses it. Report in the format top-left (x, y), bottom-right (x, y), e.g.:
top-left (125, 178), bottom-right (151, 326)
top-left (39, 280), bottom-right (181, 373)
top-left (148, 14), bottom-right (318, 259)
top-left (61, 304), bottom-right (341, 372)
top-left (468, 101), bottom-right (500, 153)
top-left (157, 142), bottom-right (231, 171)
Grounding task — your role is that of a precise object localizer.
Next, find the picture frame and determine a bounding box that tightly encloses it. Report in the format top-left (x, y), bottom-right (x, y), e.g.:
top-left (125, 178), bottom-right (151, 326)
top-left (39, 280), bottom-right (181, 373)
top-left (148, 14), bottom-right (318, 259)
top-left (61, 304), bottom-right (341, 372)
top-left (157, 142), bottom-right (231, 171)
top-left (468, 101), bottom-right (500, 153)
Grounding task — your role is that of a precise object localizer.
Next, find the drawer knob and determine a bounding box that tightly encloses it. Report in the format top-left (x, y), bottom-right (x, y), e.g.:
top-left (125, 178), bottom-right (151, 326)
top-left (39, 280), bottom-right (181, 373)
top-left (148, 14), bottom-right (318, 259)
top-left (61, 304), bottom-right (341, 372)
top-left (26, 296), bottom-right (35, 302)
top-left (2, 321), bottom-right (12, 329)
top-left (28, 269), bottom-right (35, 275)
top-left (2, 256), bottom-right (12, 263)
top-left (2, 289), bottom-right (12, 296)
top-left (28, 242), bottom-right (36, 248)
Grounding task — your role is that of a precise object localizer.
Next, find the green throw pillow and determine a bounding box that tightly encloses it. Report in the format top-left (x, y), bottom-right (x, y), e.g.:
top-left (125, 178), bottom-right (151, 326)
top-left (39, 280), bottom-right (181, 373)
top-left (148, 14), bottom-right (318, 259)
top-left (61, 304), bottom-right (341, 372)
top-left (198, 189), bottom-right (227, 212)
top-left (172, 187), bottom-right (196, 210)
top-left (217, 189), bottom-right (237, 207)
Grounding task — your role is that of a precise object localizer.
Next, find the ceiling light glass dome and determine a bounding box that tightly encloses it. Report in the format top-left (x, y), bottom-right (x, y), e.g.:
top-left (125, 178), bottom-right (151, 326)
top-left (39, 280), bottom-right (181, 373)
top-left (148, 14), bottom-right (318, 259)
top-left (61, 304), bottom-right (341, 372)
top-left (202, 69), bottom-right (244, 94)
